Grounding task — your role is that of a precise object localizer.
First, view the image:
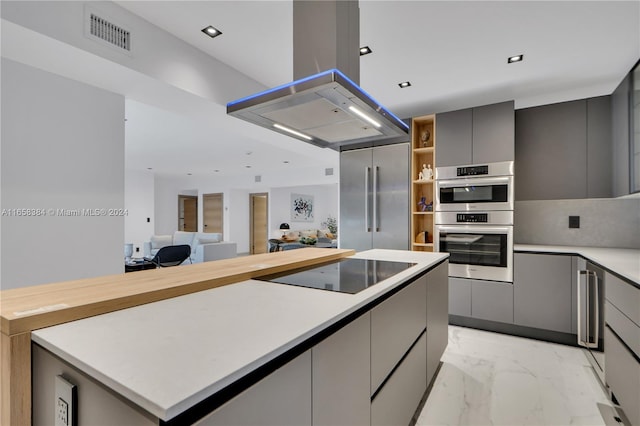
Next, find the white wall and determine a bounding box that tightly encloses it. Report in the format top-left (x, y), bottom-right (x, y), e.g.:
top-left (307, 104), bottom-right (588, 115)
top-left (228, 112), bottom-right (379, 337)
top-left (152, 166), bottom-right (339, 254)
top-left (1, 59), bottom-right (125, 289)
top-left (124, 169), bottom-right (154, 256)
top-left (270, 184), bottom-right (339, 237)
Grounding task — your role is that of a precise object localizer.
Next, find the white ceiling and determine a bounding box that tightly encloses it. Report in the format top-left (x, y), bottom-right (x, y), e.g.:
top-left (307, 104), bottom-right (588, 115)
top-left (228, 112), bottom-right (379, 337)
top-left (6, 1), bottom-right (638, 178)
top-left (115, 0), bottom-right (639, 176)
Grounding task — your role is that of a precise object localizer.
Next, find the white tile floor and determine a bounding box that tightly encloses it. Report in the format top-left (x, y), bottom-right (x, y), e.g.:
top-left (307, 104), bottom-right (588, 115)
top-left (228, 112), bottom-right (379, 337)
top-left (417, 326), bottom-right (615, 426)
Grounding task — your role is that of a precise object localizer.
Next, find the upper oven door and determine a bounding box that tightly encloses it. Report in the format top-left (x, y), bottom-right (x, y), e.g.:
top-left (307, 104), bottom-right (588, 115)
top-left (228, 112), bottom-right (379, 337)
top-left (436, 176), bottom-right (514, 211)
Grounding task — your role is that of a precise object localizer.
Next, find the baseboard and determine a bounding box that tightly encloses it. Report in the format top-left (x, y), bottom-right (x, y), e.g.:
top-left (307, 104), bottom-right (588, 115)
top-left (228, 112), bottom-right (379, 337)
top-left (449, 315), bottom-right (579, 347)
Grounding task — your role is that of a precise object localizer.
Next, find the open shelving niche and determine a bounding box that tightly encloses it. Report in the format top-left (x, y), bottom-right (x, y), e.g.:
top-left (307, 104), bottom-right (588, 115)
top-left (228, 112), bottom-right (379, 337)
top-left (411, 114), bottom-right (436, 252)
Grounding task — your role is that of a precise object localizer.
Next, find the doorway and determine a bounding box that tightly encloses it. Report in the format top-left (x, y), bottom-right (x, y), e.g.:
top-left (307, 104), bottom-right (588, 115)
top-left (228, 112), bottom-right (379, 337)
top-left (203, 193), bottom-right (224, 235)
top-left (178, 195), bottom-right (198, 232)
top-left (250, 193), bottom-right (268, 254)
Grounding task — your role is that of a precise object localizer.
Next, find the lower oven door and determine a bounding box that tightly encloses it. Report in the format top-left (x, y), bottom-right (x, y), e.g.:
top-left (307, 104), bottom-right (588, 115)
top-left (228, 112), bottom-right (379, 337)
top-left (434, 224), bottom-right (513, 282)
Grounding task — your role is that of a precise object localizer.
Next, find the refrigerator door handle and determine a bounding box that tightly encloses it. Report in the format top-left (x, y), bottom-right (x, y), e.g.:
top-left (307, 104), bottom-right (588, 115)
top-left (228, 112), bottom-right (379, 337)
top-left (577, 269), bottom-right (587, 347)
top-left (592, 271), bottom-right (599, 346)
top-left (373, 166), bottom-right (379, 232)
top-left (365, 167), bottom-right (371, 232)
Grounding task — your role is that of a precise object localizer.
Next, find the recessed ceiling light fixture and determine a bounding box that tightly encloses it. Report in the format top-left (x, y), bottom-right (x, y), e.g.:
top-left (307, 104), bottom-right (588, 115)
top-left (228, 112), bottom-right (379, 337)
top-left (273, 123), bottom-right (313, 141)
top-left (359, 46), bottom-right (372, 56)
top-left (507, 54), bottom-right (523, 64)
top-left (398, 81), bottom-right (411, 88)
top-left (245, 165), bottom-right (252, 168)
top-left (201, 25), bottom-right (222, 39)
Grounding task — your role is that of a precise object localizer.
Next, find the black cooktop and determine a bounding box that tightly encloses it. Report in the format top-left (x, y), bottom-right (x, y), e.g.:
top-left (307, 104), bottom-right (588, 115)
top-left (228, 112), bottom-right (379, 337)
top-left (257, 258), bottom-right (416, 294)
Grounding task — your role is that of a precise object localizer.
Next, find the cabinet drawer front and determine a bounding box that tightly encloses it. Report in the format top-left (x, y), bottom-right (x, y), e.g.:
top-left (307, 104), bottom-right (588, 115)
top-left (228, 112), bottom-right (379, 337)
top-left (606, 301), bottom-right (640, 358)
top-left (471, 280), bottom-right (513, 324)
top-left (449, 278), bottom-right (472, 317)
top-left (605, 272), bottom-right (640, 327)
top-left (605, 327), bottom-right (640, 426)
top-left (371, 332), bottom-right (427, 426)
top-left (371, 276), bottom-right (427, 394)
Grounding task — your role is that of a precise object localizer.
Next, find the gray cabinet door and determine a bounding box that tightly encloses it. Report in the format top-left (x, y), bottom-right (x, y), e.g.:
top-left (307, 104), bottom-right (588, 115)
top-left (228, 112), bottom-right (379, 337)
top-left (435, 108), bottom-right (472, 167)
top-left (449, 277), bottom-right (472, 317)
top-left (605, 326), bottom-right (640, 426)
top-left (371, 333), bottom-right (427, 426)
top-left (312, 313), bottom-right (371, 426)
top-left (372, 143), bottom-right (409, 250)
top-left (471, 280), bottom-right (513, 323)
top-left (514, 253), bottom-right (573, 333)
top-left (426, 261), bottom-right (449, 386)
top-left (340, 148), bottom-right (373, 251)
top-left (371, 276), bottom-right (426, 394)
top-left (515, 99), bottom-right (588, 200)
top-left (200, 351), bottom-right (312, 426)
top-left (587, 96), bottom-right (612, 198)
top-left (472, 101), bottom-right (514, 163)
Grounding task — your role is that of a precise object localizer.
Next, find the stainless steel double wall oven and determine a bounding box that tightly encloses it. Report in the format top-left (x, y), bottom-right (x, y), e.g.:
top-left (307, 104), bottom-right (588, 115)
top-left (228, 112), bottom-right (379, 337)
top-left (434, 161), bottom-right (515, 282)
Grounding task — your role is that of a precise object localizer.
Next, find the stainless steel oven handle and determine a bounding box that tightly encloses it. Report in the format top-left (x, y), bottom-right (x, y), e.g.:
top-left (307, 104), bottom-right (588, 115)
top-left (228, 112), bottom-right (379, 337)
top-left (436, 225), bottom-right (510, 234)
top-left (365, 167), bottom-right (371, 232)
top-left (437, 176), bottom-right (511, 188)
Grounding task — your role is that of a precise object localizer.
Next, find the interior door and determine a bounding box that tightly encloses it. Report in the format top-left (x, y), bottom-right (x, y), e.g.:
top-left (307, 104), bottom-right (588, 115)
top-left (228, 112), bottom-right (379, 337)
top-left (250, 193), bottom-right (268, 254)
top-left (203, 193), bottom-right (224, 235)
top-left (340, 148), bottom-right (373, 251)
top-left (179, 195), bottom-right (198, 232)
top-left (372, 144), bottom-right (409, 250)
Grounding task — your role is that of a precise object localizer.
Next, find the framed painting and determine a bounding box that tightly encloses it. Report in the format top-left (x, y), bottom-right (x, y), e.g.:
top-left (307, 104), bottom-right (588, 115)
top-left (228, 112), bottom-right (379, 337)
top-left (291, 193), bottom-right (314, 222)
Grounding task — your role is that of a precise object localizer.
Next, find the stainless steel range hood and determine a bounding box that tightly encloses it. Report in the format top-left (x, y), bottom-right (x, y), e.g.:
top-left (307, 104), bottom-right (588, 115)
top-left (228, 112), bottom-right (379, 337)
top-left (226, 1), bottom-right (408, 150)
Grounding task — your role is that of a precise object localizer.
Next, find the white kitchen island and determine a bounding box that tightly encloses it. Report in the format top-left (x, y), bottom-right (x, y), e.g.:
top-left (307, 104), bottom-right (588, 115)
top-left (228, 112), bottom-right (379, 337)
top-left (31, 249), bottom-right (449, 425)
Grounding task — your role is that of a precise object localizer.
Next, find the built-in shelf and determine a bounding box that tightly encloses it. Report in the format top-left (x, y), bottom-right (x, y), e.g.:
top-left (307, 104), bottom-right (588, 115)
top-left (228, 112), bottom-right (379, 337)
top-left (411, 114), bottom-right (436, 253)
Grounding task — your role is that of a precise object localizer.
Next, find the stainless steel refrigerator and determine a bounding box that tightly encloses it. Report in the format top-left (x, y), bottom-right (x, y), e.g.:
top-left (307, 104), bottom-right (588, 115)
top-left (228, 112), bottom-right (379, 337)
top-left (339, 143), bottom-right (409, 252)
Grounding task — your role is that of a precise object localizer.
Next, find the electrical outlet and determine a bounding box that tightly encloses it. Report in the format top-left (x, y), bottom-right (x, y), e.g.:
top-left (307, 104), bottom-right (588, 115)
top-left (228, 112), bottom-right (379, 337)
top-left (55, 375), bottom-right (77, 426)
top-left (56, 398), bottom-right (68, 425)
top-left (569, 216), bottom-right (580, 228)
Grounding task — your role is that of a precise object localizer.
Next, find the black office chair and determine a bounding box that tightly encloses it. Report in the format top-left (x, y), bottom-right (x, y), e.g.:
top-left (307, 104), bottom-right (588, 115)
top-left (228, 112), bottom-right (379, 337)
top-left (150, 244), bottom-right (191, 267)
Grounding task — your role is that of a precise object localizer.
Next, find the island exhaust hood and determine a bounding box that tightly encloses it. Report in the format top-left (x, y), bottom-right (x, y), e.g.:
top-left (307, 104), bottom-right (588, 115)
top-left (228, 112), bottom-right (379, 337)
top-left (226, 1), bottom-right (408, 149)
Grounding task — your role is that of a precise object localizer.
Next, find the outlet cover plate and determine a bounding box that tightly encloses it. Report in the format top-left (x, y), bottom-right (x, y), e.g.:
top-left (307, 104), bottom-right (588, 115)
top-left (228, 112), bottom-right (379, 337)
top-left (569, 216), bottom-right (580, 228)
top-left (55, 375), bottom-right (77, 426)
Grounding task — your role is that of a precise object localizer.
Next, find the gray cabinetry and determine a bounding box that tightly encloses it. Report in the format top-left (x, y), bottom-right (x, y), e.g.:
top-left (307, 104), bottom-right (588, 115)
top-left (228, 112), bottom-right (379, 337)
top-left (312, 313), bottom-right (371, 426)
top-left (449, 277), bottom-right (472, 316)
top-left (605, 327), bottom-right (640, 426)
top-left (201, 351), bottom-right (312, 426)
top-left (435, 108), bottom-right (472, 167)
top-left (426, 261), bottom-right (449, 385)
top-left (471, 280), bottom-right (513, 323)
top-left (515, 96), bottom-right (612, 200)
top-left (371, 275), bottom-right (426, 394)
top-left (473, 101), bottom-right (515, 164)
top-left (514, 253), bottom-right (573, 333)
top-left (371, 333), bottom-right (427, 426)
top-left (605, 272), bottom-right (640, 426)
top-left (435, 101), bottom-right (514, 167)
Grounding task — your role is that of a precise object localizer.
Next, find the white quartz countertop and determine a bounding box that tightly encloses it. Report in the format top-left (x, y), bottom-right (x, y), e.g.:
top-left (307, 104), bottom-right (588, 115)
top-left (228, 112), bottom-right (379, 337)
top-left (31, 249), bottom-right (448, 421)
top-left (515, 244), bottom-right (640, 287)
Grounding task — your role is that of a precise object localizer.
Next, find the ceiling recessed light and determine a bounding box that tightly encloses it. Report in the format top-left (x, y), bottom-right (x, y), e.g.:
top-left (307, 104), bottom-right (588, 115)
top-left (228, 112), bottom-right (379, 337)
top-left (398, 81), bottom-right (412, 88)
top-left (214, 169), bottom-right (220, 172)
top-left (359, 46), bottom-right (372, 56)
top-left (283, 160), bottom-right (290, 164)
top-left (201, 26), bottom-right (222, 39)
top-left (187, 173), bottom-right (192, 176)
top-left (245, 165), bottom-right (251, 168)
top-left (147, 167), bottom-right (153, 170)
top-left (507, 54), bottom-right (523, 64)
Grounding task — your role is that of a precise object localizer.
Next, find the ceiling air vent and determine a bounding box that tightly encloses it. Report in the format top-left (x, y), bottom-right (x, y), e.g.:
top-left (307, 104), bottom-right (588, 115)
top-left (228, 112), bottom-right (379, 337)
top-left (86, 11), bottom-right (131, 52)
top-left (255, 175), bottom-right (262, 183)
top-left (325, 168), bottom-right (334, 176)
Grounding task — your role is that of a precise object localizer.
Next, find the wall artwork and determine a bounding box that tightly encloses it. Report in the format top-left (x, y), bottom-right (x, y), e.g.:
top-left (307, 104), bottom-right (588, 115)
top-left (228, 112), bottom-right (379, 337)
top-left (291, 193), bottom-right (314, 222)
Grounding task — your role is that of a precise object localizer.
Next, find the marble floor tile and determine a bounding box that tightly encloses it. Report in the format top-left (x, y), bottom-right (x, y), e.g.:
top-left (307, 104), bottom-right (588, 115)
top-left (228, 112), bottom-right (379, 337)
top-left (417, 326), bottom-right (614, 426)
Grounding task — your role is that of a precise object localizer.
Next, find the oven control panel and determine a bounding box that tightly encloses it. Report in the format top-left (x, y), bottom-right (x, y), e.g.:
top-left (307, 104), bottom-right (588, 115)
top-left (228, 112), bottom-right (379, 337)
top-left (456, 213), bottom-right (488, 223)
top-left (457, 165), bottom-right (489, 176)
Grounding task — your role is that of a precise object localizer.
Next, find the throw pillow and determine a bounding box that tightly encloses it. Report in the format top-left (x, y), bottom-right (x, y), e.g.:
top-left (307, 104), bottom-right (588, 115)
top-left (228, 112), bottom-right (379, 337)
top-left (150, 235), bottom-right (172, 250)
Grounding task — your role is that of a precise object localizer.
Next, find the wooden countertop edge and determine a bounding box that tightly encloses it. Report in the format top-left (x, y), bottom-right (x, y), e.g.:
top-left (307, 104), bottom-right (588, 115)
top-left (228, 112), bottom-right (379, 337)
top-left (0, 248), bottom-right (355, 336)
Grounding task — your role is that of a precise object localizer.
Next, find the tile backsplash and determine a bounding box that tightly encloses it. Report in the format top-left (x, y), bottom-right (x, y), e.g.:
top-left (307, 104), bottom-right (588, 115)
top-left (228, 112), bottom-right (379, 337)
top-left (514, 196), bottom-right (640, 249)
